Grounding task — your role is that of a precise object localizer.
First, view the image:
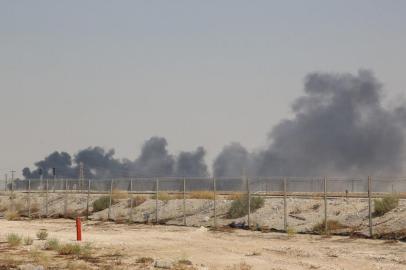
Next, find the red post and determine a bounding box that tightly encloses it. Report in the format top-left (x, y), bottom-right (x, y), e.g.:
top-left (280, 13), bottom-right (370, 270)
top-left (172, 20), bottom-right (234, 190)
top-left (76, 217), bottom-right (82, 241)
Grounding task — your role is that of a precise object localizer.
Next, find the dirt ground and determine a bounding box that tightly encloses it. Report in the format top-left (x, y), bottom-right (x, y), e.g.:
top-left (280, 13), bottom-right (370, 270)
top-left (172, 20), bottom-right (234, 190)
top-left (0, 219), bottom-right (405, 270)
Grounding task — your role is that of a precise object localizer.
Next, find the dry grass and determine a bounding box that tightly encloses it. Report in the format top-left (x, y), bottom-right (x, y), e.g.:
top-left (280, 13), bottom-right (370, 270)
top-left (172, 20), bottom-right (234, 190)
top-left (152, 192), bottom-right (173, 202)
top-left (23, 236), bottom-right (34, 246)
top-left (225, 262), bottom-right (253, 270)
top-left (127, 195), bottom-right (147, 207)
top-left (58, 243), bottom-right (82, 256)
top-left (44, 238), bottom-right (60, 250)
top-left (227, 193), bottom-right (245, 201)
top-left (312, 220), bottom-right (348, 234)
top-left (7, 233), bottom-right (22, 247)
top-left (29, 249), bottom-right (50, 267)
top-left (286, 226), bottom-right (297, 237)
top-left (58, 242), bottom-right (92, 259)
top-left (189, 191), bottom-right (215, 200)
top-left (0, 201), bottom-right (7, 212)
top-left (66, 261), bottom-right (92, 270)
top-left (5, 210), bottom-right (20, 220)
top-left (136, 257), bottom-right (154, 264)
top-left (112, 189), bottom-right (129, 200)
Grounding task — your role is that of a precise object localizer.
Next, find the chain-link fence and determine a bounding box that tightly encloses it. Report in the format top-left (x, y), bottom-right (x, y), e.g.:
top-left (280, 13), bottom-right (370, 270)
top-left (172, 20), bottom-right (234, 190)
top-left (0, 177), bottom-right (405, 239)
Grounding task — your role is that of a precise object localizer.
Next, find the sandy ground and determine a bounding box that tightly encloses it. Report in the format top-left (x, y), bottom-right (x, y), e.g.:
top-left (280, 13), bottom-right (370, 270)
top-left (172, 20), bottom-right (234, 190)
top-left (0, 219), bottom-right (405, 270)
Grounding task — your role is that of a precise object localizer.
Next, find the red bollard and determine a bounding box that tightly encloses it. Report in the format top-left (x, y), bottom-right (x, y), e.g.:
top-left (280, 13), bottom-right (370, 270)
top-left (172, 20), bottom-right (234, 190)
top-left (76, 217), bottom-right (82, 241)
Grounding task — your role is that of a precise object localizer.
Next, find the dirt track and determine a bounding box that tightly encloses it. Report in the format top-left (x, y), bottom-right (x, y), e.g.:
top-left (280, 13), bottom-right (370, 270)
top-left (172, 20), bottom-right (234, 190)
top-left (0, 219), bottom-right (405, 269)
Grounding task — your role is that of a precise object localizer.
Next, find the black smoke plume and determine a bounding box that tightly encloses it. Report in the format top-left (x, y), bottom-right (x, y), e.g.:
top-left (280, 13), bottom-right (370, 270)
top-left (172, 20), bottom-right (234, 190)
top-left (23, 71), bottom-right (406, 178)
top-left (23, 137), bottom-right (209, 179)
top-left (214, 70), bottom-right (406, 177)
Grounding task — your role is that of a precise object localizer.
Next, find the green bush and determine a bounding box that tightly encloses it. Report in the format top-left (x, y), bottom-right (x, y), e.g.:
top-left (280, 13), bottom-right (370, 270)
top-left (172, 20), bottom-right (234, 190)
top-left (92, 196), bottom-right (115, 212)
top-left (374, 195), bottom-right (399, 217)
top-left (227, 195), bottom-right (265, 219)
top-left (7, 233), bottom-right (22, 247)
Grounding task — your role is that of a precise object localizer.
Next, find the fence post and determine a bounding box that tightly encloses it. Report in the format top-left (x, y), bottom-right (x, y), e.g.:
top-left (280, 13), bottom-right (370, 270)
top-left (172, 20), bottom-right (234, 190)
top-left (246, 176), bottom-right (251, 229)
top-left (324, 176), bottom-right (328, 234)
top-left (45, 178), bottom-right (49, 218)
top-left (53, 173), bottom-right (56, 193)
top-left (213, 177), bottom-right (217, 229)
top-left (64, 179), bottom-right (68, 218)
top-left (108, 179), bottom-right (114, 221)
top-left (28, 179), bottom-right (31, 219)
top-left (86, 179), bottom-right (91, 219)
top-left (283, 177), bottom-right (288, 232)
top-left (129, 178), bottom-right (133, 223)
top-left (368, 176), bottom-right (373, 238)
top-left (183, 177), bottom-right (186, 226)
top-left (155, 178), bottom-right (159, 224)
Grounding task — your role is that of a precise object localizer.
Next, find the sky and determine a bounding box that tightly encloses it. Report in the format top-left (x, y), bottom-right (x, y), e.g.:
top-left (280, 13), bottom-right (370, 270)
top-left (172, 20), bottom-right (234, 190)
top-left (1, 0), bottom-right (406, 178)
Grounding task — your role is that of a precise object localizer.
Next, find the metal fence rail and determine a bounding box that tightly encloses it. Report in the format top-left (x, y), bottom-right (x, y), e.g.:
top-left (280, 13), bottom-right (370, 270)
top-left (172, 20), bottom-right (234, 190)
top-left (0, 176), bottom-right (405, 238)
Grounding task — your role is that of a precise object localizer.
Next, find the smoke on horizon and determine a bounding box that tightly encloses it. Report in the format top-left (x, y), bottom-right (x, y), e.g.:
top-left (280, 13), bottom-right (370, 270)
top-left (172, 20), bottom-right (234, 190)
top-left (23, 70), bottom-right (406, 179)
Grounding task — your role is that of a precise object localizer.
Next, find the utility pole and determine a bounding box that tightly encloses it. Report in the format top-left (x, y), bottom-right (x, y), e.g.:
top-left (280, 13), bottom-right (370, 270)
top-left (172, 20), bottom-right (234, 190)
top-left (5, 174), bottom-right (8, 191)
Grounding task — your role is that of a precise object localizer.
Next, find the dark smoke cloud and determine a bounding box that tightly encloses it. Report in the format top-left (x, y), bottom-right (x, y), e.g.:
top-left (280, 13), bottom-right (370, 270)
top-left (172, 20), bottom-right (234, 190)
top-left (23, 137), bottom-right (209, 179)
top-left (23, 70), bottom-right (406, 178)
top-left (74, 147), bottom-right (127, 179)
top-left (132, 137), bottom-right (175, 176)
top-left (23, 151), bottom-right (76, 178)
top-left (175, 146), bottom-right (208, 177)
top-left (214, 70), bottom-right (406, 177)
top-left (213, 143), bottom-right (249, 177)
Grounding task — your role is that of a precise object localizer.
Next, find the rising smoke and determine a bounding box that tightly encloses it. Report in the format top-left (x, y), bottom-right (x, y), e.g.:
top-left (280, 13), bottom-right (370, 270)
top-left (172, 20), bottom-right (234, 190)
top-left (215, 70), bottom-right (406, 177)
top-left (23, 137), bottom-right (209, 178)
top-left (23, 70), bottom-right (406, 179)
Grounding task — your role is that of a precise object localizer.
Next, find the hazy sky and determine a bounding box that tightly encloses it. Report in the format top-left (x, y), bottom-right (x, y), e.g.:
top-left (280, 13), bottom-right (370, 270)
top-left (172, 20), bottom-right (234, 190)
top-left (1, 1), bottom-right (406, 178)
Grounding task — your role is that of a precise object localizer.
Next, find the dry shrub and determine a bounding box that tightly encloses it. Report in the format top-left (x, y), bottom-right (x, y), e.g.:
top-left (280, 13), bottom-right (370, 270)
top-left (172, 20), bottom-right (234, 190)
top-left (136, 257), bottom-right (154, 264)
top-left (374, 195), bottom-right (399, 217)
top-left (58, 243), bottom-right (82, 256)
top-left (31, 201), bottom-right (40, 213)
top-left (127, 195), bottom-right (147, 207)
top-left (289, 206), bottom-right (302, 215)
top-left (312, 203), bottom-right (321, 210)
top-left (112, 189), bottom-right (128, 200)
top-left (189, 191), bottom-right (215, 200)
top-left (7, 233), bottom-right (22, 247)
top-left (152, 192), bottom-right (173, 202)
top-left (0, 200), bottom-right (7, 212)
top-left (58, 242), bottom-right (92, 259)
top-left (226, 262), bottom-right (252, 270)
top-left (312, 220), bottom-right (347, 234)
top-left (44, 238), bottom-right (60, 250)
top-left (24, 236), bottom-right (34, 245)
top-left (286, 227), bottom-right (297, 237)
top-left (228, 193), bottom-right (245, 201)
top-left (5, 210), bottom-right (20, 220)
top-left (67, 261), bottom-right (92, 270)
top-left (36, 229), bottom-right (48, 240)
top-left (29, 249), bottom-right (50, 267)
